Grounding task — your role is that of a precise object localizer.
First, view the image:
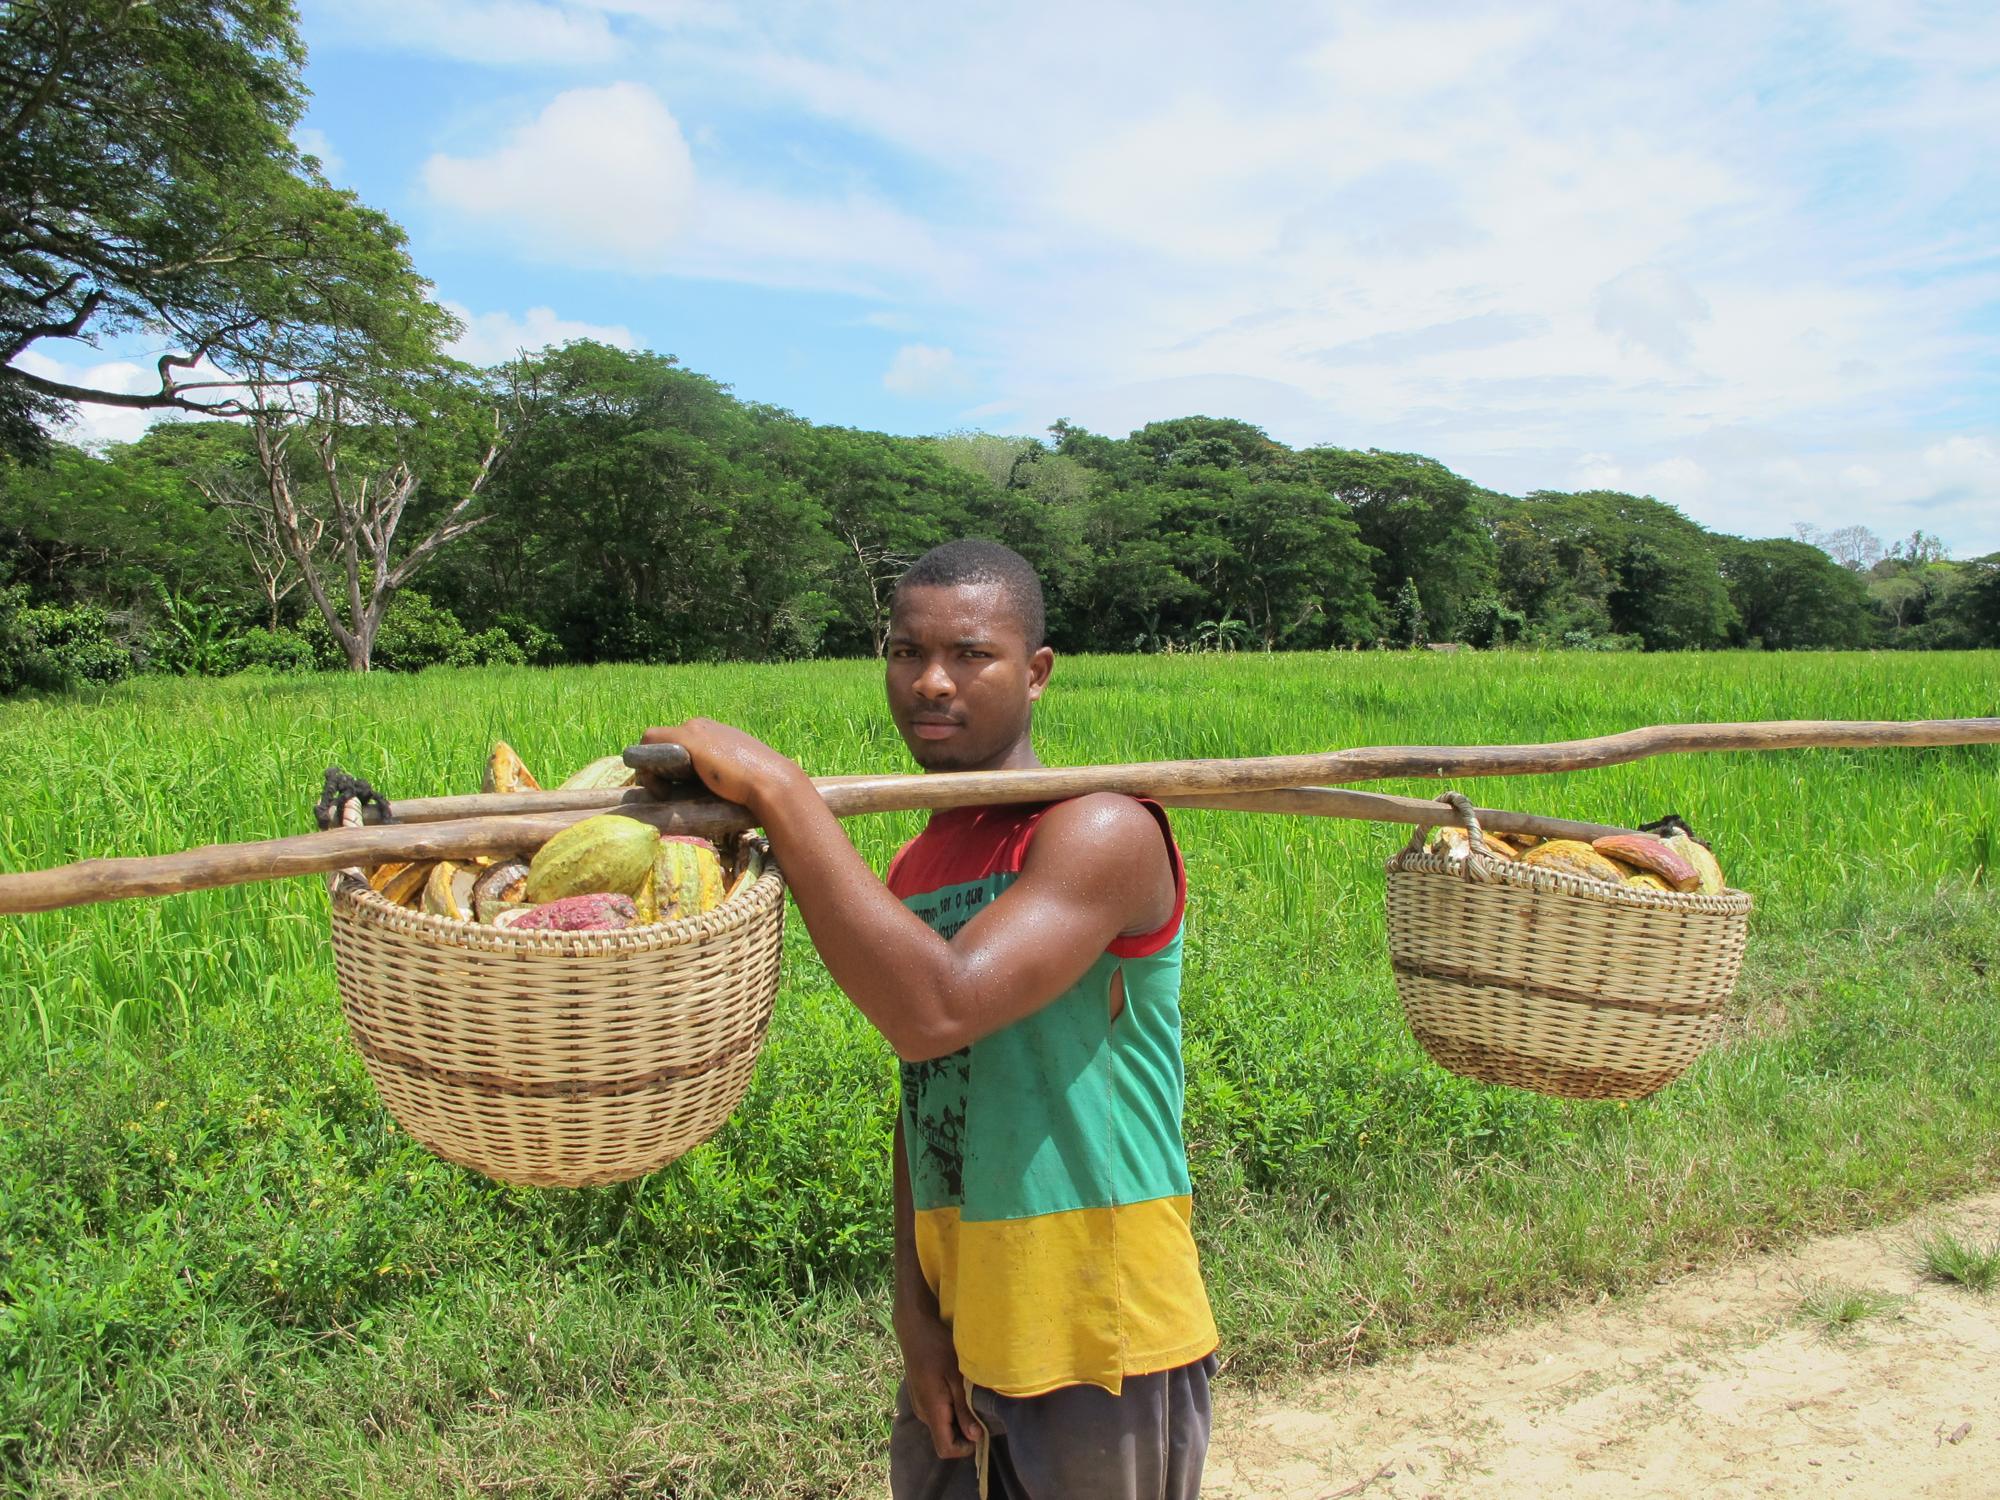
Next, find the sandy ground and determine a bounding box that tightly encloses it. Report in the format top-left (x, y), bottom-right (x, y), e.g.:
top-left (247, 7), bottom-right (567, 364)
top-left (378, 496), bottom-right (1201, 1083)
top-left (1205, 1187), bottom-right (2000, 1499)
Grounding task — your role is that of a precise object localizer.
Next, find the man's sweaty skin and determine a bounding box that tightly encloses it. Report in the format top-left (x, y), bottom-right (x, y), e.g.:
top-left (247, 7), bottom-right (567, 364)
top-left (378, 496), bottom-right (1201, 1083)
top-left (641, 580), bottom-right (1176, 1460)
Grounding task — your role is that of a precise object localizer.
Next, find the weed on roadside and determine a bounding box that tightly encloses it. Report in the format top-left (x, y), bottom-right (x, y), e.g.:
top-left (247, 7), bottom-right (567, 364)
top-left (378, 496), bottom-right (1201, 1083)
top-left (1918, 1230), bottom-right (2000, 1293)
top-left (1794, 1279), bottom-right (1906, 1337)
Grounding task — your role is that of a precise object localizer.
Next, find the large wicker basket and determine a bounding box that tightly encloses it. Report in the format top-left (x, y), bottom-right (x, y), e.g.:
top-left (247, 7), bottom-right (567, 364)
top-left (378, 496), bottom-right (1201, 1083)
top-left (1384, 794), bottom-right (1751, 1101)
top-left (327, 849), bottom-right (785, 1187)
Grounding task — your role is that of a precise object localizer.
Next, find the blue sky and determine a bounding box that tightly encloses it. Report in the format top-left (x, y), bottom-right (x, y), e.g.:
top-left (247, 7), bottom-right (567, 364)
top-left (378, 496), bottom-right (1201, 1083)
top-left (28, 0), bottom-right (2000, 552)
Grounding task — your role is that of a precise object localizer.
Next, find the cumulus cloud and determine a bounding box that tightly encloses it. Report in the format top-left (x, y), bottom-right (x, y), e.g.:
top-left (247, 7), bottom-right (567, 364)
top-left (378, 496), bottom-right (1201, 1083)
top-left (882, 344), bottom-right (969, 398)
top-left (421, 81), bottom-right (952, 292)
top-left (443, 302), bottom-right (638, 365)
top-left (10, 349), bottom-right (232, 448)
top-left (424, 84), bottom-right (698, 266)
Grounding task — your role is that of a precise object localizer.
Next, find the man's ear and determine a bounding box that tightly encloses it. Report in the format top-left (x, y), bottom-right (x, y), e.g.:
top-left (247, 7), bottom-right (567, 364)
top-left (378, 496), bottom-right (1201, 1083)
top-left (1025, 645), bottom-right (1055, 701)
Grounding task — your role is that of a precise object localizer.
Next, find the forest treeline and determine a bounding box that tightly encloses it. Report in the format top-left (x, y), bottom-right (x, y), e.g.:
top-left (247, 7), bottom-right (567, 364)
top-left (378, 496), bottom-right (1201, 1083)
top-left (2, 339), bottom-right (1997, 693)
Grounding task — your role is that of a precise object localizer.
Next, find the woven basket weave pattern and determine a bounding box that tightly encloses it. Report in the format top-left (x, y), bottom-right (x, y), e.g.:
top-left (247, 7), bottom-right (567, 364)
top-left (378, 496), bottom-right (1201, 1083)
top-left (1385, 837), bottom-right (1751, 1101)
top-left (329, 860), bottom-right (785, 1187)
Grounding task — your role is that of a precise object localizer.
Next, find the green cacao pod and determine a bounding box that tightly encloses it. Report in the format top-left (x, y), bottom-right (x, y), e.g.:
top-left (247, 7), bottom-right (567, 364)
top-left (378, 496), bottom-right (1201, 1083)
top-left (526, 814), bottom-right (660, 904)
top-left (558, 754), bottom-right (637, 791)
top-left (655, 836), bottom-right (726, 919)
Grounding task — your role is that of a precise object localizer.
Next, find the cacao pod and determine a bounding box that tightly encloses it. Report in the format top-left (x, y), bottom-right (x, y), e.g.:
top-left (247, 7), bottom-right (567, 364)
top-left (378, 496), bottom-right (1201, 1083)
top-left (379, 861), bottom-right (435, 909)
top-left (1591, 834), bottom-right (1699, 891)
top-left (558, 754), bottom-right (637, 791)
top-left (483, 740), bottom-right (540, 795)
top-left (723, 844), bottom-right (765, 905)
top-left (368, 860), bottom-right (411, 893)
top-left (1427, 825), bottom-right (1513, 861)
top-left (525, 814), bottom-right (659, 904)
top-left (506, 893), bottom-right (641, 932)
top-left (1624, 872), bottom-right (1671, 892)
top-left (422, 861), bottom-right (477, 920)
top-left (472, 859), bottom-right (531, 924)
top-left (655, 836), bottom-right (726, 919)
top-left (1664, 831), bottom-right (1726, 894)
top-left (1519, 839), bottom-right (1627, 885)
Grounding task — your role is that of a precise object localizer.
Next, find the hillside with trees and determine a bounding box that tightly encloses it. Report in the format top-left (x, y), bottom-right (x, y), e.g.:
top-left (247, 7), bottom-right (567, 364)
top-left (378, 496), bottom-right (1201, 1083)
top-left (2, 345), bottom-right (1995, 693)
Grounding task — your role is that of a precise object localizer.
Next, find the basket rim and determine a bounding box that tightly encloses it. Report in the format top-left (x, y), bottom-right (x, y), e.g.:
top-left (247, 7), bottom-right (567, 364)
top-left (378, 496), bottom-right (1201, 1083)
top-left (329, 849), bottom-right (784, 953)
top-left (1385, 845), bottom-right (1752, 914)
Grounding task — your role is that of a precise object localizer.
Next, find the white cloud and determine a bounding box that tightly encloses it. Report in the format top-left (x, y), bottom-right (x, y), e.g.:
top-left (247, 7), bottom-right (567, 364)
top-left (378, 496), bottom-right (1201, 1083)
top-left (422, 82), bottom-right (953, 292)
top-left (1593, 266), bottom-right (1711, 365)
top-left (443, 302), bottom-right (638, 365)
top-left (295, 127), bottom-right (344, 179)
top-left (424, 83), bottom-right (698, 265)
top-left (328, 0), bottom-right (620, 66)
top-left (9, 347), bottom-right (260, 448)
top-left (881, 344), bottom-right (968, 398)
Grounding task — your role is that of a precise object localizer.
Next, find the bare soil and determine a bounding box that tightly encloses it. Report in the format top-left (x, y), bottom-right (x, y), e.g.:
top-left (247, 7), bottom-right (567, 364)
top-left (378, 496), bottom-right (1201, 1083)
top-left (1206, 1187), bottom-right (2000, 1499)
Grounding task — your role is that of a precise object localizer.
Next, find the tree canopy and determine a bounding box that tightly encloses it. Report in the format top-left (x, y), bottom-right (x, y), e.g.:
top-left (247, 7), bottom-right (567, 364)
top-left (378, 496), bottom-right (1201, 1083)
top-left (0, 0), bottom-right (452, 457)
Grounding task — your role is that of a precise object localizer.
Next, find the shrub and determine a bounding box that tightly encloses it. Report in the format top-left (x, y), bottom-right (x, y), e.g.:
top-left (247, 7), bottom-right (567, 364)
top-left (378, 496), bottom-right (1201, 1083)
top-left (491, 613), bottom-right (564, 666)
top-left (223, 627), bottom-right (319, 675)
top-left (0, 584), bottom-right (132, 694)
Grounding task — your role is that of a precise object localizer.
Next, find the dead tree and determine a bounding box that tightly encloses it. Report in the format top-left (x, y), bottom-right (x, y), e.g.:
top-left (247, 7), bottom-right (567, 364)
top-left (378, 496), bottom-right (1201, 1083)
top-left (230, 379), bottom-right (508, 671)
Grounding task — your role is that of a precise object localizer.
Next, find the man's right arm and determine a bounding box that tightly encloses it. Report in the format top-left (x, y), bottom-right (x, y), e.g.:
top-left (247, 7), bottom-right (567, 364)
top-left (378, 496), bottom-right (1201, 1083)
top-left (892, 1108), bottom-right (981, 1460)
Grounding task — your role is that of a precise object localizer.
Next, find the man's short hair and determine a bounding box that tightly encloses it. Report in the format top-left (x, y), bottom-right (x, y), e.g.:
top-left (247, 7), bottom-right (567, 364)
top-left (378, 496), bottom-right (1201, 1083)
top-left (894, 539), bottom-right (1046, 650)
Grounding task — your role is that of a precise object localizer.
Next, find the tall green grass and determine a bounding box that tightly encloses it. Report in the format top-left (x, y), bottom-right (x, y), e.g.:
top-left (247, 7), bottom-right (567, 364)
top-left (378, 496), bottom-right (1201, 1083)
top-left (1, 650), bottom-right (1996, 1495)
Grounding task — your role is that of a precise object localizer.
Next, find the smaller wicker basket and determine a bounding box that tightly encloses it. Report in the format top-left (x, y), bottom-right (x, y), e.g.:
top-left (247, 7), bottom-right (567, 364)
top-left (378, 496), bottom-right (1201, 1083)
top-left (327, 847), bottom-right (785, 1188)
top-left (1384, 794), bottom-right (1751, 1101)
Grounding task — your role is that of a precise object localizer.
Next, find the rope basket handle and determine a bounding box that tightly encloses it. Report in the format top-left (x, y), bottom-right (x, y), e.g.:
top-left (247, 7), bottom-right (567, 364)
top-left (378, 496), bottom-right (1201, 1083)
top-left (1398, 790), bottom-right (1501, 883)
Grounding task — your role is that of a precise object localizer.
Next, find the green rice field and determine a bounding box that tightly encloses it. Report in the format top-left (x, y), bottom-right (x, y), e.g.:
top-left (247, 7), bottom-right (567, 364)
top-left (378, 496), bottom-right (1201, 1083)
top-left (1, 650), bottom-right (1996, 1496)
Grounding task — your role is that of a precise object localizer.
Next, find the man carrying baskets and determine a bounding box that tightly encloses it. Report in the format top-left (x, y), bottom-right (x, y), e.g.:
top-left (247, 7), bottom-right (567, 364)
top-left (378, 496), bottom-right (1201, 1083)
top-left (644, 540), bottom-right (1218, 1499)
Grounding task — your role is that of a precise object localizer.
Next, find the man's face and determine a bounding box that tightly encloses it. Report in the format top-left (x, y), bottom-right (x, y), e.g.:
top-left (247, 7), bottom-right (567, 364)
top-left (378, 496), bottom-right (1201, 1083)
top-left (885, 582), bottom-right (1053, 771)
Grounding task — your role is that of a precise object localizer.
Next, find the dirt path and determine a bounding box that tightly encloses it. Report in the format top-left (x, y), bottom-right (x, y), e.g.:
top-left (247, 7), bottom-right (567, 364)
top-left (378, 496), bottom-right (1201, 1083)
top-left (1206, 1187), bottom-right (2000, 1499)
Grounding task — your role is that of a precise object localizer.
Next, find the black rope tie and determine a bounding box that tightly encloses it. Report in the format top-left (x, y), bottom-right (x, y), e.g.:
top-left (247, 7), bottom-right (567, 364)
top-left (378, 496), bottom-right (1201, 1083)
top-left (316, 767), bottom-right (393, 831)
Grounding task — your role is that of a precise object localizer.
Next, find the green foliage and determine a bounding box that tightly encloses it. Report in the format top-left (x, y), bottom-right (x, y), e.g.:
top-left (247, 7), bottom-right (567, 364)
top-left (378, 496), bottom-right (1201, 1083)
top-left (220, 625), bottom-right (318, 675)
top-left (294, 590), bottom-right (516, 673)
top-left (0, 0), bottom-right (454, 450)
top-left (0, 581), bottom-right (130, 691)
top-left (1720, 537), bottom-right (1873, 649)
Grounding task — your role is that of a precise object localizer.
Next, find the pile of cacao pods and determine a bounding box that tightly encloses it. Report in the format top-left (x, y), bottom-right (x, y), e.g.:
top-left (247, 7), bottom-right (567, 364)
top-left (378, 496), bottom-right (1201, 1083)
top-left (1425, 816), bottom-right (1726, 894)
top-left (363, 741), bottom-right (760, 933)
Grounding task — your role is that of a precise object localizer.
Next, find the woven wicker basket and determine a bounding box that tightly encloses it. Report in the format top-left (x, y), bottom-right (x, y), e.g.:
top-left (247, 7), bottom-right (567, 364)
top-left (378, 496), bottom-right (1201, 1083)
top-left (1384, 794), bottom-right (1751, 1101)
top-left (327, 848), bottom-right (785, 1187)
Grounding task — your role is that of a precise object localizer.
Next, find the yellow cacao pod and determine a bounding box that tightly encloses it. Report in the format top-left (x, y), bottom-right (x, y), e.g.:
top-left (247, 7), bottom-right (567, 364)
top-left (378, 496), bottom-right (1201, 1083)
top-left (526, 814), bottom-right (660, 904)
top-left (422, 861), bottom-right (477, 920)
top-left (1624, 872), bottom-right (1671, 892)
top-left (483, 740), bottom-right (540, 795)
top-left (1519, 839), bottom-right (1627, 885)
top-left (1664, 832), bottom-right (1725, 894)
top-left (379, 861), bottom-right (435, 908)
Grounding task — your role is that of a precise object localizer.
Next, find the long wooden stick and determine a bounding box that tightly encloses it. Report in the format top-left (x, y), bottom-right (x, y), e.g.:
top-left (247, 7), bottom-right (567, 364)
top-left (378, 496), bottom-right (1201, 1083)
top-left (1, 717), bottom-right (1994, 915)
top-left (379, 717), bottom-right (2000, 825)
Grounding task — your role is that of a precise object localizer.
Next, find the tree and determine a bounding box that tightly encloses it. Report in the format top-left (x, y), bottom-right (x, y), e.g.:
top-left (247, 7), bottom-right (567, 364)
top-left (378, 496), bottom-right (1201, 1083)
top-left (1298, 448), bottom-right (1495, 640)
top-left (194, 370), bottom-right (510, 671)
top-left (1719, 538), bottom-right (1872, 649)
top-left (1795, 522), bottom-right (1884, 572)
top-left (1, 1), bottom-right (451, 454)
top-left (1391, 578), bottom-right (1425, 647)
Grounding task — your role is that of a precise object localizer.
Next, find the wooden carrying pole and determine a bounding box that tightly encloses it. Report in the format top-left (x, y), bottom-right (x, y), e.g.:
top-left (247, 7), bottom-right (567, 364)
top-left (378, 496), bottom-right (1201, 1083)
top-left (0, 716), bottom-right (1994, 916)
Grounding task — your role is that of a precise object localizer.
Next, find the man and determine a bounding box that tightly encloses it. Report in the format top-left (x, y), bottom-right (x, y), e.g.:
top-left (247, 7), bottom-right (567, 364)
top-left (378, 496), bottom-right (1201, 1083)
top-left (643, 540), bottom-right (1217, 1498)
